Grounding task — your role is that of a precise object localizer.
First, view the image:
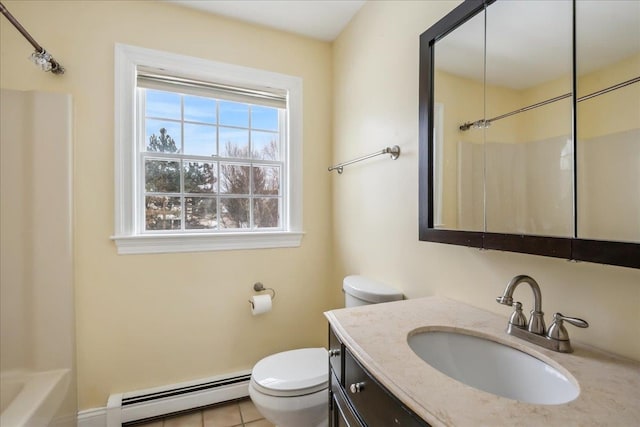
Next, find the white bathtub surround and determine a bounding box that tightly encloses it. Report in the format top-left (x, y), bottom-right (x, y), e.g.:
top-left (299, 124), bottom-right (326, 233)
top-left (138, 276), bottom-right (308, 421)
top-left (325, 297), bottom-right (640, 426)
top-left (0, 370), bottom-right (70, 427)
top-left (0, 90), bottom-right (76, 427)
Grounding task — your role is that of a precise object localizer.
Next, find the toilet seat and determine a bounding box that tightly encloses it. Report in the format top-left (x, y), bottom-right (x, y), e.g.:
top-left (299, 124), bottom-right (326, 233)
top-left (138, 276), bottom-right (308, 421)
top-left (251, 348), bottom-right (328, 397)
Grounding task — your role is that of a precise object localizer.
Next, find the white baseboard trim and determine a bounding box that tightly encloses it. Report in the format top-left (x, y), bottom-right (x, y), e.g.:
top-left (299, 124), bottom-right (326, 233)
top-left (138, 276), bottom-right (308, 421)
top-left (78, 371), bottom-right (251, 427)
top-left (77, 408), bottom-right (107, 427)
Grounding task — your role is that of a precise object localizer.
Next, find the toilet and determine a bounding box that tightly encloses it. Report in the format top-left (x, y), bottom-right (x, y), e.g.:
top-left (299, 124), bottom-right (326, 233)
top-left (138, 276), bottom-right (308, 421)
top-left (248, 275), bottom-right (404, 427)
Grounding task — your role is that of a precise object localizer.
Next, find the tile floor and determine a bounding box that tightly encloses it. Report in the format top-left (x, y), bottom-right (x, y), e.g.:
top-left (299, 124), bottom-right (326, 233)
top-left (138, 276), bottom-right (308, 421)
top-left (131, 398), bottom-right (274, 427)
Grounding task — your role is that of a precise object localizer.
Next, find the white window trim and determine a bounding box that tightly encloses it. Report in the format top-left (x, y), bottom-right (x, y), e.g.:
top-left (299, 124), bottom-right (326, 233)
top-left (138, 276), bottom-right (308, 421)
top-left (113, 44), bottom-right (303, 254)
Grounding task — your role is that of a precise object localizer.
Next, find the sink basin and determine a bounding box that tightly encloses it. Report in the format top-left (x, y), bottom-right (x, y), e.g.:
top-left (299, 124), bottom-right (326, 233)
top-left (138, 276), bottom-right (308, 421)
top-left (408, 329), bottom-right (579, 405)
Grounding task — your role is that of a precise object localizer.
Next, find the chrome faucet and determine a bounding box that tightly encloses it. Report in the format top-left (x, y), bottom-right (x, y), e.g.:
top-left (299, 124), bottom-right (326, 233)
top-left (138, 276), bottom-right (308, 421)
top-left (496, 274), bottom-right (546, 334)
top-left (496, 275), bottom-right (588, 353)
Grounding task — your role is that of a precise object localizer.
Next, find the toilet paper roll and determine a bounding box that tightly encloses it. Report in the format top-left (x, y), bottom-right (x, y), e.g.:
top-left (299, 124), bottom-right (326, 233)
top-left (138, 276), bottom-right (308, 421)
top-left (251, 294), bottom-right (272, 316)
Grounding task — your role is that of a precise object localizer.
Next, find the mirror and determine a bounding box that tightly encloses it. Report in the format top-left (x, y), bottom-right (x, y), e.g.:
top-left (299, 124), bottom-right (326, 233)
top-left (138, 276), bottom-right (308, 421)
top-left (433, 1), bottom-right (573, 236)
top-left (576, 0), bottom-right (640, 244)
top-left (433, 9), bottom-right (485, 232)
top-left (484, 1), bottom-right (573, 238)
top-left (419, 0), bottom-right (640, 268)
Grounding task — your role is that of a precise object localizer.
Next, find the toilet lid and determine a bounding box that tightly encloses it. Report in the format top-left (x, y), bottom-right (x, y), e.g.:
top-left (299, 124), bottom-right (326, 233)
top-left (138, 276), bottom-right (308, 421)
top-left (251, 348), bottom-right (328, 397)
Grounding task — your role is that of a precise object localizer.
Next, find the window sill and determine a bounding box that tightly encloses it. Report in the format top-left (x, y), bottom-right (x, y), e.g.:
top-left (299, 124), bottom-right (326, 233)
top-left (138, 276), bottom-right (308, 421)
top-left (111, 231), bottom-right (304, 255)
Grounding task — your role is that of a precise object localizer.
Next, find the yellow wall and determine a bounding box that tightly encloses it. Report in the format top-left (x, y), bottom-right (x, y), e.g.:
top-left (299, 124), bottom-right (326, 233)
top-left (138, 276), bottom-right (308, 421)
top-left (449, 53), bottom-right (640, 143)
top-left (1, 0), bottom-right (333, 409)
top-left (518, 76), bottom-right (572, 143)
top-left (578, 54), bottom-right (640, 139)
top-left (332, 0), bottom-right (639, 365)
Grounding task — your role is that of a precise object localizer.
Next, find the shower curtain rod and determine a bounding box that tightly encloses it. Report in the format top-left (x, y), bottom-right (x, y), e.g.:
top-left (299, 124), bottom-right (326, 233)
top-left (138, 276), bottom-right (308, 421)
top-left (0, 1), bottom-right (65, 74)
top-left (459, 76), bottom-right (640, 131)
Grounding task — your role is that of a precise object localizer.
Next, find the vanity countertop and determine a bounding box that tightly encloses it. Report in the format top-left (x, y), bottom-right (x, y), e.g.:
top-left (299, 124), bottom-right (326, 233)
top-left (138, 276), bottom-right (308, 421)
top-left (324, 296), bottom-right (640, 426)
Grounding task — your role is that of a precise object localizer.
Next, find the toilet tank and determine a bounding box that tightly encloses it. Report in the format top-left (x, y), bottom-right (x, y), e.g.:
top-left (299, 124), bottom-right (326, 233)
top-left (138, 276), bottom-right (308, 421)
top-left (343, 275), bottom-right (404, 307)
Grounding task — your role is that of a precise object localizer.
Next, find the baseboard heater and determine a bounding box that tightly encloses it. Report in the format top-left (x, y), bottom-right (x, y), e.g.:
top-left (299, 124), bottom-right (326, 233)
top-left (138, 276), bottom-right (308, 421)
top-left (106, 370), bottom-right (251, 426)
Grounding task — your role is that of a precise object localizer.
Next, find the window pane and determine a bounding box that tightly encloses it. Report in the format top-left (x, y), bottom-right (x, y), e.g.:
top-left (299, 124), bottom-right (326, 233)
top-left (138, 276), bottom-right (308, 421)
top-left (184, 95), bottom-right (216, 124)
top-left (145, 159), bottom-right (180, 192)
top-left (185, 197), bottom-right (217, 229)
top-left (252, 166), bottom-right (280, 195)
top-left (145, 196), bottom-right (181, 230)
top-left (220, 127), bottom-right (249, 158)
top-left (146, 90), bottom-right (181, 120)
top-left (251, 106), bottom-right (278, 131)
top-left (145, 120), bottom-right (181, 153)
top-left (220, 198), bottom-right (249, 229)
top-left (219, 101), bottom-right (249, 127)
top-left (251, 131), bottom-right (279, 160)
top-left (184, 161), bottom-right (217, 193)
top-left (254, 198), bottom-right (280, 228)
top-left (184, 124), bottom-right (216, 156)
top-left (220, 164), bottom-right (250, 194)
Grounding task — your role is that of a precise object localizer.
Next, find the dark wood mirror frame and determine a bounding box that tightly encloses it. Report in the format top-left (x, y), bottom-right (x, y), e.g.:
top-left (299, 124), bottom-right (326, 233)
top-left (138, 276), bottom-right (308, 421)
top-left (418, 0), bottom-right (640, 269)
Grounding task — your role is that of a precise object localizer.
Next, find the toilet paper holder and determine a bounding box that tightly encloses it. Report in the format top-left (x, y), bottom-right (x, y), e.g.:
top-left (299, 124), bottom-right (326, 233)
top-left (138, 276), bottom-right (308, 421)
top-left (249, 282), bottom-right (276, 308)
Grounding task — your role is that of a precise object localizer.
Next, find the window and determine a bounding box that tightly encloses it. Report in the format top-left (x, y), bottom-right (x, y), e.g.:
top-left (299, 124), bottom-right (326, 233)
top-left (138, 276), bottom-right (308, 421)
top-left (139, 77), bottom-right (285, 232)
top-left (113, 44), bottom-right (303, 254)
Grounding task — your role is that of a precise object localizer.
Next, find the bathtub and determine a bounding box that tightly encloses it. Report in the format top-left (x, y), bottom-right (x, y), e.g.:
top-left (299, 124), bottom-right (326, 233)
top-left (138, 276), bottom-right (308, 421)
top-left (0, 369), bottom-right (70, 427)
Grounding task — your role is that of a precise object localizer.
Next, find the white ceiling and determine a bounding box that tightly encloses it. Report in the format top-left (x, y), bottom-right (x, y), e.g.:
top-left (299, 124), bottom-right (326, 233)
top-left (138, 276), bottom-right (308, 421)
top-left (166, 0), bottom-right (366, 41)
top-left (165, 1), bottom-right (638, 87)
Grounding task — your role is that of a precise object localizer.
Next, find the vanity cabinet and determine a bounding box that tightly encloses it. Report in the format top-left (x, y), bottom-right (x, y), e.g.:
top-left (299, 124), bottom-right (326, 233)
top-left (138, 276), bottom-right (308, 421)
top-left (328, 326), bottom-right (430, 427)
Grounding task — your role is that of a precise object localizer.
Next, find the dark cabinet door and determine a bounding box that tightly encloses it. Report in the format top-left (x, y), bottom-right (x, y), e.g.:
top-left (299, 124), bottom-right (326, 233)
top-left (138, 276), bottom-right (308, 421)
top-left (344, 348), bottom-right (429, 427)
top-left (331, 372), bottom-right (365, 427)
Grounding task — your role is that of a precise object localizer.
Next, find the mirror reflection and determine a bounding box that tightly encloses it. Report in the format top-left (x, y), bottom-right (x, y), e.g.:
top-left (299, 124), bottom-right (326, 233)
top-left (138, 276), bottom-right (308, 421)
top-left (434, 9), bottom-right (485, 231)
top-left (576, 0), bottom-right (640, 243)
top-left (484, 0), bottom-right (573, 238)
top-left (434, 0), bottom-right (574, 237)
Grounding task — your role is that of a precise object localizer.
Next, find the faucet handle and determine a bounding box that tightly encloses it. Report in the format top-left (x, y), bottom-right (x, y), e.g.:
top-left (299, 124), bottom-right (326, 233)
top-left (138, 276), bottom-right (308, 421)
top-left (547, 312), bottom-right (589, 341)
top-left (508, 301), bottom-right (527, 328)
